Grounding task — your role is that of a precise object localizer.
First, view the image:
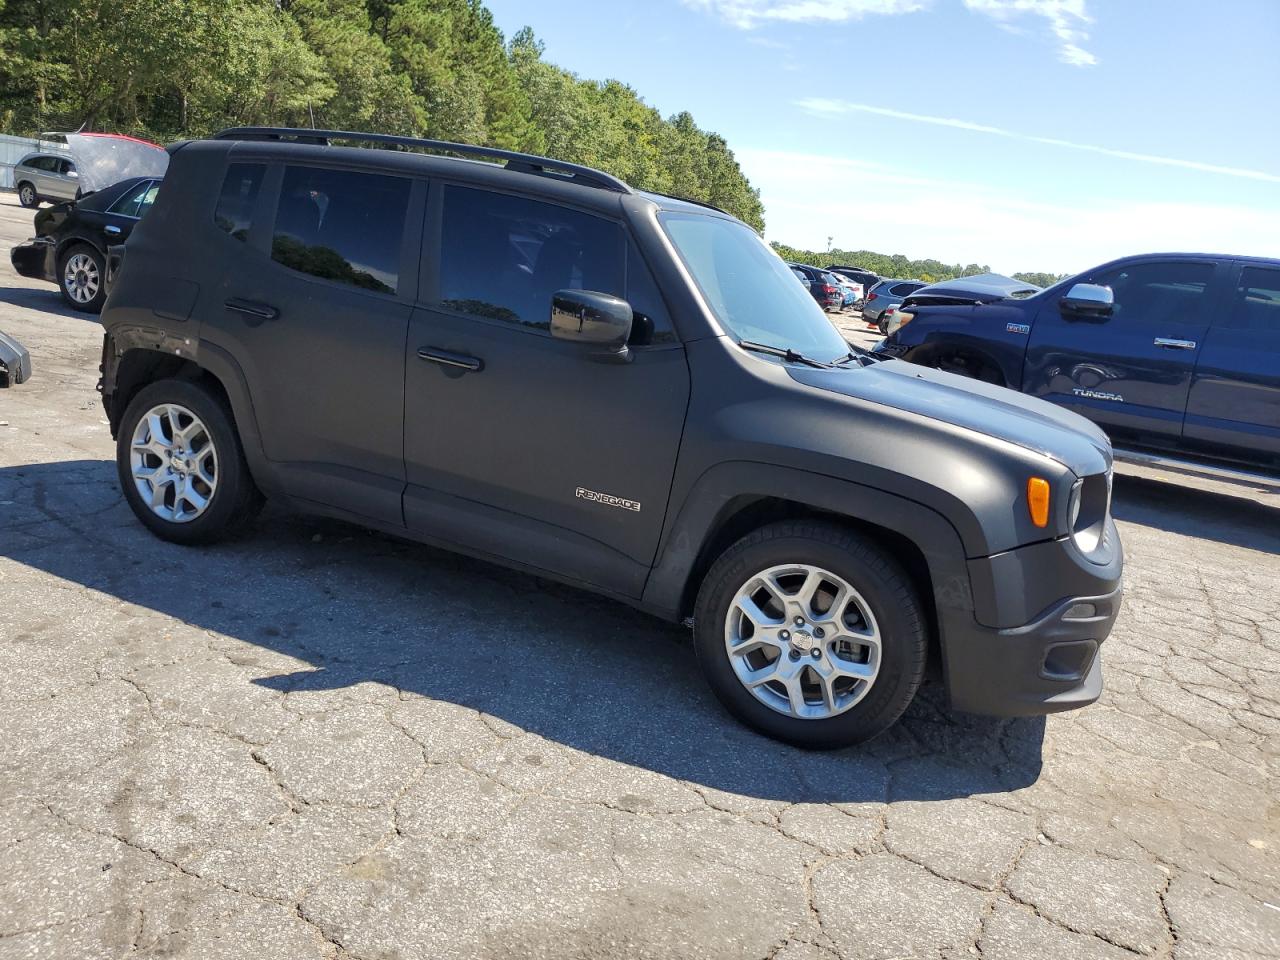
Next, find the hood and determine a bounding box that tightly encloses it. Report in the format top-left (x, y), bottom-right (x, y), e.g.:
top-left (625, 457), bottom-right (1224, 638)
top-left (791, 359), bottom-right (1111, 476)
top-left (64, 133), bottom-right (168, 193)
top-left (908, 273), bottom-right (1041, 304)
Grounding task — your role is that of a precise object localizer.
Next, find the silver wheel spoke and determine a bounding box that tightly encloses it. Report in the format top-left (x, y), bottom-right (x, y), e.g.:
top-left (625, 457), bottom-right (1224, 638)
top-left (724, 561), bottom-right (882, 722)
top-left (129, 402), bottom-right (218, 524)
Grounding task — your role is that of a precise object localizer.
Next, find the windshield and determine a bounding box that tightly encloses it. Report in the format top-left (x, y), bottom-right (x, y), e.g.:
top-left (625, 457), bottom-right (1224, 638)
top-left (661, 213), bottom-right (850, 363)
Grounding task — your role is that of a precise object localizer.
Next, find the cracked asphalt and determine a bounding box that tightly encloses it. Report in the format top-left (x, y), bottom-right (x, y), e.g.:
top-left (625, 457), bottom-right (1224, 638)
top-left (1, 190), bottom-right (1278, 959)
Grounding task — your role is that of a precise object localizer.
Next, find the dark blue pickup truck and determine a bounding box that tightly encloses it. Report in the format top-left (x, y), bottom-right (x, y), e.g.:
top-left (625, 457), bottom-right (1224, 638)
top-left (875, 254), bottom-right (1280, 482)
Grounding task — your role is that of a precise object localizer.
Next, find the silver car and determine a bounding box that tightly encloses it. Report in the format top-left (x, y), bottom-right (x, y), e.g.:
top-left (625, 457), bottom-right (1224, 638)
top-left (861, 279), bottom-right (926, 332)
top-left (12, 152), bottom-right (79, 208)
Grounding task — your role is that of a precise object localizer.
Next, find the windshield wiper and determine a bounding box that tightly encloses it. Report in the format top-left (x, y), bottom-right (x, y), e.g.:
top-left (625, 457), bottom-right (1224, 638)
top-left (738, 340), bottom-right (834, 369)
top-left (834, 344), bottom-right (879, 367)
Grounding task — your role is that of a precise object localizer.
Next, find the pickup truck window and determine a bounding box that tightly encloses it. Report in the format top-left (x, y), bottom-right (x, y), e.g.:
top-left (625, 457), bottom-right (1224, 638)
top-left (1090, 261), bottom-right (1214, 326)
top-left (1225, 267), bottom-right (1280, 331)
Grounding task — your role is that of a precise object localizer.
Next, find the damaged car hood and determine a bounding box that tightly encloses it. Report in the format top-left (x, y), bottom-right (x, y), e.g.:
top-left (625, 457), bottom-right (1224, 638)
top-left (64, 133), bottom-right (168, 194)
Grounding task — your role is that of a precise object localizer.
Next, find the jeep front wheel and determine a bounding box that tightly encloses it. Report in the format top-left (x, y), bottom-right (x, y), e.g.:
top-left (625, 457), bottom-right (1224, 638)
top-left (693, 520), bottom-right (927, 748)
top-left (116, 379), bottom-right (260, 544)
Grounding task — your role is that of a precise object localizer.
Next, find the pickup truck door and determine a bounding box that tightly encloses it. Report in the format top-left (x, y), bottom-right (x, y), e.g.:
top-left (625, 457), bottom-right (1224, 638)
top-left (1182, 262), bottom-right (1280, 463)
top-left (1023, 259), bottom-right (1221, 445)
top-left (403, 183), bottom-right (690, 598)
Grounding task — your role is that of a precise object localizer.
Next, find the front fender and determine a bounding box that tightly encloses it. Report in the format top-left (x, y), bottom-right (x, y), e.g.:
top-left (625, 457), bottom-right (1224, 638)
top-left (641, 461), bottom-right (974, 623)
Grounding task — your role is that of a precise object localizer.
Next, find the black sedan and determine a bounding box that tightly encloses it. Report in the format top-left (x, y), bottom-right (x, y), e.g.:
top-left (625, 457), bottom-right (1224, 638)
top-left (10, 176), bottom-right (160, 312)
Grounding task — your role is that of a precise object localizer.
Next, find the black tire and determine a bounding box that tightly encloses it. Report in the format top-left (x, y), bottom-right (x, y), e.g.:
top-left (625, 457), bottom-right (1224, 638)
top-left (116, 378), bottom-right (261, 545)
top-left (693, 520), bottom-right (927, 749)
top-left (17, 181), bottom-right (38, 208)
top-left (57, 243), bottom-right (107, 313)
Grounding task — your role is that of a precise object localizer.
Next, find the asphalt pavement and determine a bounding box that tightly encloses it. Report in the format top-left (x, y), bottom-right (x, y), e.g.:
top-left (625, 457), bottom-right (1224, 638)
top-left (0, 191), bottom-right (1276, 960)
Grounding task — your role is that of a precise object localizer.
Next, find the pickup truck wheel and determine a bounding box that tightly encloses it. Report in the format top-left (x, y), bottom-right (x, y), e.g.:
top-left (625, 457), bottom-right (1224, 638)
top-left (694, 520), bottom-right (927, 748)
top-left (58, 244), bottom-right (107, 313)
top-left (17, 182), bottom-right (38, 208)
top-left (116, 379), bottom-right (260, 545)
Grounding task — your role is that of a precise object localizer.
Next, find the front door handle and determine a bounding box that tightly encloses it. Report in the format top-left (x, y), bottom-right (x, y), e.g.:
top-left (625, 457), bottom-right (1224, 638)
top-left (417, 347), bottom-right (483, 372)
top-left (225, 298), bottom-right (279, 322)
top-left (1154, 337), bottom-right (1197, 350)
top-left (104, 224), bottom-right (122, 236)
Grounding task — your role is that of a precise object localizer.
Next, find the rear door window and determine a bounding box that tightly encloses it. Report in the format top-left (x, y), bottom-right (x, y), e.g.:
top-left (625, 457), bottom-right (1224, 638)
top-left (107, 180), bottom-right (155, 218)
top-left (1222, 266), bottom-right (1280, 331)
top-left (1090, 261), bottom-right (1215, 326)
top-left (271, 166), bottom-right (411, 295)
top-left (437, 185), bottom-right (624, 332)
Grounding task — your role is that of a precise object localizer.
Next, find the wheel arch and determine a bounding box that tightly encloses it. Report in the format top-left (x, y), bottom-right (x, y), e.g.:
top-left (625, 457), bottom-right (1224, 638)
top-left (904, 340), bottom-right (1009, 386)
top-left (644, 460), bottom-right (974, 628)
top-left (104, 339), bottom-right (271, 494)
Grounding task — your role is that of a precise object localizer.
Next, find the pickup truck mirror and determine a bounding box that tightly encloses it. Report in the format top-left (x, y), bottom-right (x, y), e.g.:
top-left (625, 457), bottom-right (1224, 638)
top-left (1060, 283), bottom-right (1114, 319)
top-left (550, 289), bottom-right (634, 363)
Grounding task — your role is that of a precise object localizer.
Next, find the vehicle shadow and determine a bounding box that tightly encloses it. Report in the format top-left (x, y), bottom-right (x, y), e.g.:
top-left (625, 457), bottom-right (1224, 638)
top-left (1112, 474), bottom-right (1280, 556)
top-left (0, 282), bottom-right (93, 322)
top-left (1, 458), bottom-right (1046, 804)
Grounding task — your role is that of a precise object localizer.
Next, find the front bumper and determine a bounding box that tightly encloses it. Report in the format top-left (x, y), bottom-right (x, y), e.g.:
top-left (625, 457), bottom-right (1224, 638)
top-left (0, 329), bottom-right (33, 385)
top-left (10, 238), bottom-right (56, 284)
top-left (944, 585), bottom-right (1121, 716)
top-left (943, 520), bottom-right (1124, 717)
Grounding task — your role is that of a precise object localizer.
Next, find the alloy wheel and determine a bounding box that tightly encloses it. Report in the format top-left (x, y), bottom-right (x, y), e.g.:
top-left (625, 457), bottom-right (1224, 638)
top-left (129, 403), bottom-right (219, 523)
top-left (19, 184), bottom-right (35, 206)
top-left (724, 563), bottom-right (881, 720)
top-left (62, 252), bottom-right (100, 304)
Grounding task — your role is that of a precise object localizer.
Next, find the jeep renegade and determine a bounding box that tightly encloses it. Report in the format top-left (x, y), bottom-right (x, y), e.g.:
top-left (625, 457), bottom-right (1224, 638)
top-left (99, 128), bottom-right (1123, 748)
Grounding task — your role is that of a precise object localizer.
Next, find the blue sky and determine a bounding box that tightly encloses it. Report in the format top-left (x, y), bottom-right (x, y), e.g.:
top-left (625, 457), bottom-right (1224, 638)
top-left (483, 0), bottom-right (1279, 274)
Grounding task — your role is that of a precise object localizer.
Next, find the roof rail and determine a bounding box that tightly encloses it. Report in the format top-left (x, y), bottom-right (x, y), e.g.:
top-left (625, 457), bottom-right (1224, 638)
top-left (212, 127), bottom-right (633, 194)
top-left (650, 191), bottom-right (729, 216)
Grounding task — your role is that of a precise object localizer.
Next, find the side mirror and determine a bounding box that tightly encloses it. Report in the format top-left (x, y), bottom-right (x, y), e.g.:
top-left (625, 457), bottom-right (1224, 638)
top-left (1060, 283), bottom-right (1114, 319)
top-left (550, 289), bottom-right (634, 363)
top-left (67, 169), bottom-right (78, 178)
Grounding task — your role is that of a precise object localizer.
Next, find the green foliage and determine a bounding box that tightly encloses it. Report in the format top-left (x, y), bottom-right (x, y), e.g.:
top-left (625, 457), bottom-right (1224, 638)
top-left (770, 243), bottom-right (993, 284)
top-left (1012, 271), bottom-right (1068, 288)
top-left (0, 2), bottom-right (762, 226)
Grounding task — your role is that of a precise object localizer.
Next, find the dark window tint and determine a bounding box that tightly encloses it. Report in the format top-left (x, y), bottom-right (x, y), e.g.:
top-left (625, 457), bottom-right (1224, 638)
top-left (214, 164), bottom-right (264, 242)
top-left (271, 166), bottom-right (409, 295)
top-left (108, 180), bottom-right (158, 218)
top-left (625, 241), bottom-right (675, 344)
top-left (59, 159), bottom-right (75, 175)
top-left (790, 267), bottom-right (808, 283)
top-left (1224, 267), bottom-right (1280, 331)
top-left (26, 156), bottom-right (54, 171)
top-left (1092, 261), bottom-right (1214, 326)
top-left (438, 186), bottom-right (623, 331)
top-left (889, 282), bottom-right (923, 296)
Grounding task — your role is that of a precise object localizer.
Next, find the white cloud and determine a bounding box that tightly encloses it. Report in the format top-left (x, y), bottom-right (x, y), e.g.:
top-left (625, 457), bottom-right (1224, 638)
top-left (682, 0), bottom-right (924, 29)
top-left (736, 147), bottom-right (1280, 274)
top-left (963, 0), bottom-right (1097, 65)
top-left (685, 0), bottom-right (1098, 64)
top-left (795, 99), bottom-right (1280, 184)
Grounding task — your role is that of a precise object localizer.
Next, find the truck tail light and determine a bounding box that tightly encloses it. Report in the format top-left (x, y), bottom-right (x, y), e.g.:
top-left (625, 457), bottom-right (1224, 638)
top-left (1027, 477), bottom-right (1051, 528)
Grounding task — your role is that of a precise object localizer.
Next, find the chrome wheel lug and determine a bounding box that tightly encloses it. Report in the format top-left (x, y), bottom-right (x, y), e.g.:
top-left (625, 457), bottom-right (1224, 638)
top-left (811, 648), bottom-right (821, 659)
top-left (779, 629), bottom-right (790, 641)
top-left (789, 650), bottom-right (801, 661)
top-left (814, 627), bottom-right (825, 639)
top-left (794, 616), bottom-right (804, 626)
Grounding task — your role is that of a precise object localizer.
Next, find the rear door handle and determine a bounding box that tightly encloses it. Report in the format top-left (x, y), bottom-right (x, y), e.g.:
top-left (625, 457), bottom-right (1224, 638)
top-left (417, 347), bottom-right (483, 372)
top-left (225, 298), bottom-right (279, 322)
top-left (1154, 337), bottom-right (1197, 350)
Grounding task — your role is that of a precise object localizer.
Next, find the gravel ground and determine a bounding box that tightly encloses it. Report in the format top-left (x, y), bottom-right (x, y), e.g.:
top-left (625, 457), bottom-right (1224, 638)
top-left (1, 190), bottom-right (1277, 959)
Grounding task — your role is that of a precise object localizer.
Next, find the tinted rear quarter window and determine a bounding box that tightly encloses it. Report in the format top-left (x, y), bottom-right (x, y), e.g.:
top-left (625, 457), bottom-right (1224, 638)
top-left (889, 282), bottom-right (922, 296)
top-left (438, 185), bottom-right (623, 332)
top-left (214, 164), bottom-right (264, 242)
top-left (1225, 266), bottom-right (1280, 331)
top-left (271, 166), bottom-right (410, 295)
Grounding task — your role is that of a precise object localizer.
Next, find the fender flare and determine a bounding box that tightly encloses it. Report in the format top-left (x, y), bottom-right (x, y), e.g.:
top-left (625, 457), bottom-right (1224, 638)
top-left (641, 460), bottom-right (975, 622)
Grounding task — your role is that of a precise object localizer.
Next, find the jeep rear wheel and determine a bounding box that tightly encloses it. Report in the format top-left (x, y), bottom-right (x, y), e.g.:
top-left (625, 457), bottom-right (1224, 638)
top-left (693, 520), bottom-right (927, 748)
top-left (116, 379), bottom-right (260, 544)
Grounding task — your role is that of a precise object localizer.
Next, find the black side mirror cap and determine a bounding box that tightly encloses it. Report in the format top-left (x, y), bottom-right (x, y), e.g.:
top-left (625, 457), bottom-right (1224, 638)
top-left (550, 289), bottom-right (634, 363)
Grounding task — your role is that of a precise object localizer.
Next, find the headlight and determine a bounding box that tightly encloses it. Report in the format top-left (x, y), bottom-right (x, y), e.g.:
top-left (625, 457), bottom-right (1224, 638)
top-left (1068, 478), bottom-right (1083, 531)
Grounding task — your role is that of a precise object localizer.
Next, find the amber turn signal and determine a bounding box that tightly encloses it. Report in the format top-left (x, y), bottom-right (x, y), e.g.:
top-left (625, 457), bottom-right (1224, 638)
top-left (1027, 477), bottom-right (1051, 528)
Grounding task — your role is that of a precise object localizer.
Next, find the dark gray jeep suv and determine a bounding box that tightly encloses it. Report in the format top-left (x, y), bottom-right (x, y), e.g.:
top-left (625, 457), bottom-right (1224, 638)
top-left (99, 128), bottom-right (1123, 748)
